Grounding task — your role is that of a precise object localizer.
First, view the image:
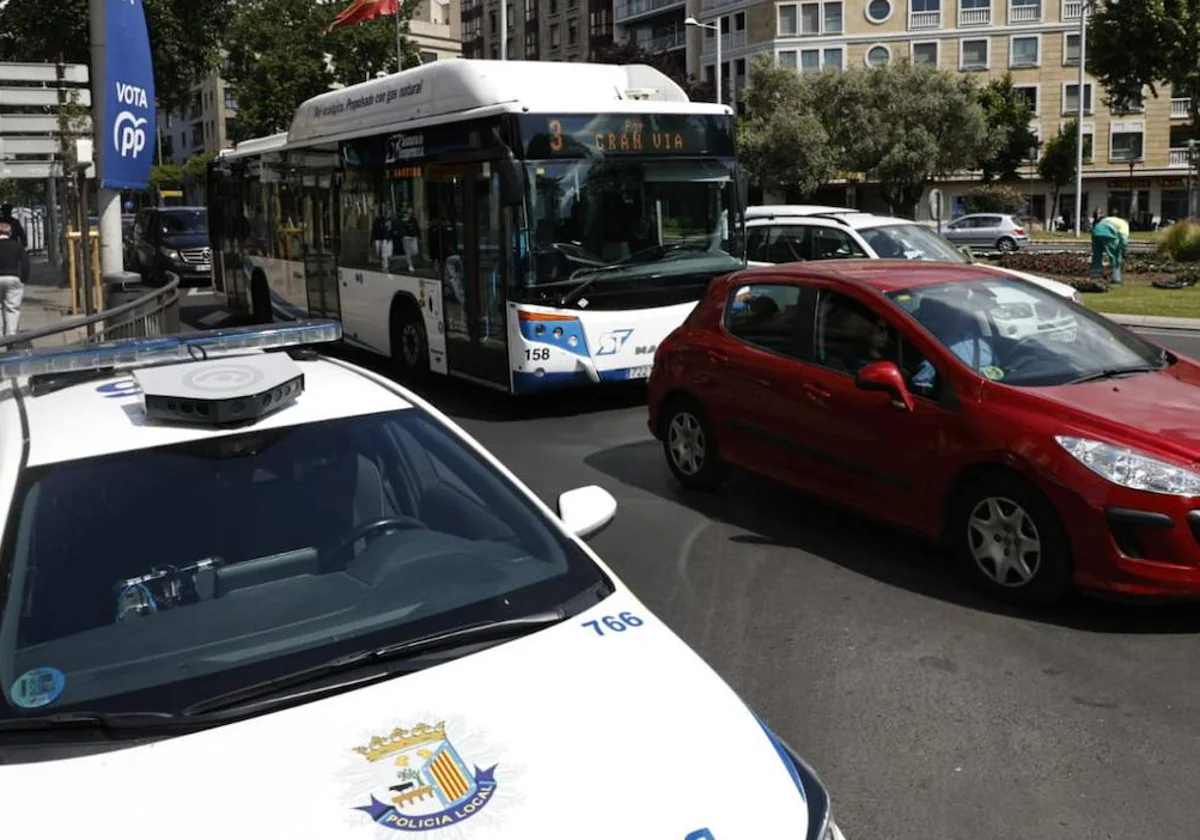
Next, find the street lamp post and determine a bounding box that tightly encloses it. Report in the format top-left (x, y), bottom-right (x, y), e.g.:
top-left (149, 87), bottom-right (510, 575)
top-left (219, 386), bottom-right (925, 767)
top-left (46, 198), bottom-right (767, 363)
top-left (684, 16), bottom-right (721, 105)
top-left (1072, 0), bottom-right (1094, 238)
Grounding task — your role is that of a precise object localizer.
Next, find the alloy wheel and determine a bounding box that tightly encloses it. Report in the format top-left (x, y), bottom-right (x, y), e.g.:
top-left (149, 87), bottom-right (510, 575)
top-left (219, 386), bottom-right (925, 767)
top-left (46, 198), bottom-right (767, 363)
top-left (967, 496), bottom-right (1042, 587)
top-left (667, 412), bottom-right (706, 476)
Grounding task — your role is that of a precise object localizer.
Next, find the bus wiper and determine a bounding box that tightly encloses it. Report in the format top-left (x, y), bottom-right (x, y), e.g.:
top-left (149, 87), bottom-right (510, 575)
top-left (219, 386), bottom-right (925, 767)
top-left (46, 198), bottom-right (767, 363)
top-left (0, 711), bottom-right (179, 733)
top-left (560, 242), bottom-right (715, 306)
top-left (182, 610), bottom-right (566, 716)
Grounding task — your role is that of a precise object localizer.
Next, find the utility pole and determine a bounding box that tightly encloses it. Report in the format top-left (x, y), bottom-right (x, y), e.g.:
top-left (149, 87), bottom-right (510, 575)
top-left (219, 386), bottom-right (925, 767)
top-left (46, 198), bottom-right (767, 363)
top-left (88, 0), bottom-right (124, 280)
top-left (499, 0), bottom-right (507, 60)
top-left (1072, 0), bottom-right (1090, 237)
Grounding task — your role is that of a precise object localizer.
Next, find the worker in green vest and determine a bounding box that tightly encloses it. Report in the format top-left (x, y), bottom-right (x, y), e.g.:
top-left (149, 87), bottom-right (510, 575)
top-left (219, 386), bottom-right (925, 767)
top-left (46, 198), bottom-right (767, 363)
top-left (1091, 214), bottom-right (1130, 285)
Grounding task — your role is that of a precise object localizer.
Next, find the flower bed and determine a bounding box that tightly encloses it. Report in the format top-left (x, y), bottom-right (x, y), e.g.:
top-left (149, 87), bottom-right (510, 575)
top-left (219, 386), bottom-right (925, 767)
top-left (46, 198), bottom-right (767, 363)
top-left (987, 252), bottom-right (1200, 292)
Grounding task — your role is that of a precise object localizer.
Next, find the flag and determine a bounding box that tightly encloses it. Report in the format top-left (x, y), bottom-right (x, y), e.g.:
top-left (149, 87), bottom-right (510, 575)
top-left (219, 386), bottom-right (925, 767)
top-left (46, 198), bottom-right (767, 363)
top-left (323, 0), bottom-right (400, 34)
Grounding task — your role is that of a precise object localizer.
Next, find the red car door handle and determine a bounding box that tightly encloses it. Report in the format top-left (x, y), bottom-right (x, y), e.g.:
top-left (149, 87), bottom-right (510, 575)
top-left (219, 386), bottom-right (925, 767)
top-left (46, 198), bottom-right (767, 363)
top-left (804, 382), bottom-right (831, 399)
top-left (706, 349), bottom-right (729, 364)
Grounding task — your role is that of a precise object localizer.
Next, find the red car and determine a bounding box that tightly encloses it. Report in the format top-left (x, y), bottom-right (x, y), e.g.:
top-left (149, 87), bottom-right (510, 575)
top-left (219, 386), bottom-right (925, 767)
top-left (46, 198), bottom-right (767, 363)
top-left (647, 260), bottom-right (1200, 605)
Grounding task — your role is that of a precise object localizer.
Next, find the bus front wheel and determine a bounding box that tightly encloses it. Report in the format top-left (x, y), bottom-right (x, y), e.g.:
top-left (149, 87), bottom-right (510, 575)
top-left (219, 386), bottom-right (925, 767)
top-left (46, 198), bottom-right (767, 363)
top-left (391, 301), bottom-right (429, 382)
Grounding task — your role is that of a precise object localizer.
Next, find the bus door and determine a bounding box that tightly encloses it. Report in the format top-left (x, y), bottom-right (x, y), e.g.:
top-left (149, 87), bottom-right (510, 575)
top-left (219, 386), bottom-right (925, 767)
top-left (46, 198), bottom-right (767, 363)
top-left (223, 165), bottom-right (249, 310)
top-left (443, 161), bottom-right (510, 387)
top-left (302, 173), bottom-right (342, 320)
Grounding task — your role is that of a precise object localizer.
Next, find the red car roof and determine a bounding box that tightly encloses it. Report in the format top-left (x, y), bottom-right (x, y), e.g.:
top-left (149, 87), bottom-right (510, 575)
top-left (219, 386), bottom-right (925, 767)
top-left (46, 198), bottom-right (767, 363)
top-left (724, 259), bottom-right (1008, 294)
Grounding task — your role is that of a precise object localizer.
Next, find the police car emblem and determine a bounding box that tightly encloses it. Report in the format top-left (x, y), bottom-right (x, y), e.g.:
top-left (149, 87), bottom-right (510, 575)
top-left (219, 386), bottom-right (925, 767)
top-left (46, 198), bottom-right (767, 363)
top-left (351, 721), bottom-right (498, 832)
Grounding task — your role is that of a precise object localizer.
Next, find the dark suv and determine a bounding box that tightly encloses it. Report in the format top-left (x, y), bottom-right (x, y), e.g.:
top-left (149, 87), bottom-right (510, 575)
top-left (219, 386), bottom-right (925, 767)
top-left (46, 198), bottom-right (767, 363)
top-left (131, 206), bottom-right (213, 286)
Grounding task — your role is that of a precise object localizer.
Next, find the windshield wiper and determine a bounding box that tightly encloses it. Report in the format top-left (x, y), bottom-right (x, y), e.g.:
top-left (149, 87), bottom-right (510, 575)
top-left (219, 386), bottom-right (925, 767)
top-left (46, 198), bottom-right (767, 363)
top-left (0, 711), bottom-right (178, 734)
top-left (182, 610), bottom-right (566, 717)
top-left (560, 242), bottom-right (719, 306)
top-left (1069, 362), bottom-right (1166, 384)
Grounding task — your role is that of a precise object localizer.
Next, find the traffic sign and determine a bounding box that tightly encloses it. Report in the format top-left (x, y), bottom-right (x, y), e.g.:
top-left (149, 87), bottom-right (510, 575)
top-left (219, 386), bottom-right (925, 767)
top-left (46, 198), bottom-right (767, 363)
top-left (0, 61), bottom-right (93, 180)
top-left (928, 188), bottom-right (944, 221)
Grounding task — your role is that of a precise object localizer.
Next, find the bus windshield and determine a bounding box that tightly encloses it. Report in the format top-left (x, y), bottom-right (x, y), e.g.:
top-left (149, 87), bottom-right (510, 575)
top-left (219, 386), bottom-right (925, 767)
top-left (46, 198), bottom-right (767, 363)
top-left (518, 157), bottom-right (743, 305)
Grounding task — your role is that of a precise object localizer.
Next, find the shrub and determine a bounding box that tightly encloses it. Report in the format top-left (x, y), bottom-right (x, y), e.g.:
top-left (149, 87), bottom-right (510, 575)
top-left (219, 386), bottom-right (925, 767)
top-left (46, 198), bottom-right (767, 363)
top-left (1158, 220), bottom-right (1200, 263)
top-left (961, 184), bottom-right (1025, 215)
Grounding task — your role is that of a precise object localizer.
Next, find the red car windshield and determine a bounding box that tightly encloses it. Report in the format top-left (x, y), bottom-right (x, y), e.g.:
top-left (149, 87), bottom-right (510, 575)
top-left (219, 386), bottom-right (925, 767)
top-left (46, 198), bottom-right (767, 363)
top-left (887, 278), bottom-right (1167, 387)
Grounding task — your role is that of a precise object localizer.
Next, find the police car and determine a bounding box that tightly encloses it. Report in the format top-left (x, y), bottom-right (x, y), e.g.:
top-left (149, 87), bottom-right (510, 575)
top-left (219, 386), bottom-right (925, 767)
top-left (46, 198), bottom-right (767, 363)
top-left (0, 322), bottom-right (845, 840)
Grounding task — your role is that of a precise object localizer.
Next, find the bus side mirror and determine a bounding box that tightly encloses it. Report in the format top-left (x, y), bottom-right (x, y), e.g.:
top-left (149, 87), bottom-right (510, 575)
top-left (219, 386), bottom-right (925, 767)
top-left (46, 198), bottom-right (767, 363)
top-left (498, 159), bottom-right (524, 207)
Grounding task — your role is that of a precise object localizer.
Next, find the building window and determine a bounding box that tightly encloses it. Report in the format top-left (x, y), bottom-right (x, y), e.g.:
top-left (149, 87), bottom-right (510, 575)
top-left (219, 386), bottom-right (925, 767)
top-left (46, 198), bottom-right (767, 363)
top-left (778, 2), bottom-right (843, 36)
top-left (489, 10), bottom-right (496, 32)
top-left (1063, 32), bottom-right (1083, 65)
top-left (1014, 84), bottom-right (1038, 115)
top-left (866, 45), bottom-right (890, 67)
top-left (568, 18), bottom-right (578, 44)
top-left (191, 123), bottom-right (203, 146)
top-left (778, 4), bottom-right (797, 34)
top-left (911, 41), bottom-right (938, 67)
top-left (549, 23), bottom-right (560, 47)
top-left (1110, 91), bottom-right (1145, 113)
top-left (224, 89), bottom-right (237, 111)
top-left (420, 50), bottom-right (438, 63)
top-left (1063, 82), bottom-right (1093, 115)
top-left (735, 58), bottom-right (747, 78)
top-left (865, 0), bottom-right (892, 22)
top-left (960, 38), bottom-right (988, 70)
top-left (735, 11), bottom-right (746, 31)
top-left (778, 50), bottom-right (798, 69)
top-left (1024, 126), bottom-right (1041, 162)
top-left (1009, 0), bottom-right (1041, 21)
top-left (1110, 122), bottom-right (1144, 162)
top-left (1010, 35), bottom-right (1039, 68)
top-left (959, 0), bottom-right (990, 25)
top-left (799, 46), bottom-right (844, 71)
top-left (909, 0), bottom-right (940, 27)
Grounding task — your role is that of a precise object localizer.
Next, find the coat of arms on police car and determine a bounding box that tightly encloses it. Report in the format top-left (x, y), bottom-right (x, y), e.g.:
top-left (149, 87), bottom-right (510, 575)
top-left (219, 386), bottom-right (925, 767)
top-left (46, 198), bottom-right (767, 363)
top-left (351, 721), bottom-right (499, 832)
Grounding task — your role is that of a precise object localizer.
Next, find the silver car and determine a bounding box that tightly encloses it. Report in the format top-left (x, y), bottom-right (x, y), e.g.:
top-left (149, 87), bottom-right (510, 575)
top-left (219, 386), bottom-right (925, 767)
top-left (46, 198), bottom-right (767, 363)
top-left (941, 213), bottom-right (1030, 253)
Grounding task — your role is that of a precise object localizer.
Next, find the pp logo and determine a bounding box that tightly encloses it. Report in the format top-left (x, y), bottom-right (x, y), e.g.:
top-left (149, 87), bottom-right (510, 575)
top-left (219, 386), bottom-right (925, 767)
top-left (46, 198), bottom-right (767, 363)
top-left (596, 329), bottom-right (633, 356)
top-left (113, 111), bottom-right (148, 159)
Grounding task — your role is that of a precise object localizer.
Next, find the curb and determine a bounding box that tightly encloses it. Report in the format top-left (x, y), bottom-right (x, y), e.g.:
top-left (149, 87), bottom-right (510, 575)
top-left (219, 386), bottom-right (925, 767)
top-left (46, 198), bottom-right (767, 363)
top-left (1104, 313), bottom-right (1200, 332)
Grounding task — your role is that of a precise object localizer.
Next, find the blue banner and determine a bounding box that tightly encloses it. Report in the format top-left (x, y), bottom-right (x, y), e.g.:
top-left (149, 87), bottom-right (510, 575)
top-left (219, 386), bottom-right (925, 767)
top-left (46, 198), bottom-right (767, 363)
top-left (102, 0), bottom-right (156, 190)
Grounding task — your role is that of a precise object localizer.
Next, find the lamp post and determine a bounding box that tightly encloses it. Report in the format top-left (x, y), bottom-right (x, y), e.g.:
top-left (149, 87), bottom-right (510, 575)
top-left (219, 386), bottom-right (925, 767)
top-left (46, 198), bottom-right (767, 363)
top-left (1072, 0), bottom-right (1095, 238)
top-left (684, 16), bottom-right (721, 105)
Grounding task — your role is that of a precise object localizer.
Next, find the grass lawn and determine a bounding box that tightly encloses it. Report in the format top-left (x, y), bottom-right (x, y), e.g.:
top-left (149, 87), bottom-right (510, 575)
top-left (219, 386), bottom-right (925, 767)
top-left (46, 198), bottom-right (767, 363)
top-left (1083, 280), bottom-right (1200, 318)
top-left (1033, 230), bottom-right (1163, 243)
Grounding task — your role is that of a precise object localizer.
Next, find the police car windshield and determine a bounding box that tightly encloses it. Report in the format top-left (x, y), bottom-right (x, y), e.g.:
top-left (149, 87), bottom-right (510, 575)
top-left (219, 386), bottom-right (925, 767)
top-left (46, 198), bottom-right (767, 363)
top-left (0, 409), bottom-right (609, 720)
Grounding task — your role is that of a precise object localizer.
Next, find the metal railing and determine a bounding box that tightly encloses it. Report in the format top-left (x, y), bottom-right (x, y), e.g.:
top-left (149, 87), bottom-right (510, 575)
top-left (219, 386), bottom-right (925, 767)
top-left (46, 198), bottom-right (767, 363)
top-left (959, 5), bottom-right (991, 26)
top-left (1169, 148), bottom-right (1192, 168)
top-left (1172, 98), bottom-right (1189, 118)
top-left (1008, 1), bottom-right (1041, 22)
top-left (614, 0), bottom-right (683, 22)
top-left (0, 277), bottom-right (182, 353)
top-left (908, 9), bottom-right (941, 28)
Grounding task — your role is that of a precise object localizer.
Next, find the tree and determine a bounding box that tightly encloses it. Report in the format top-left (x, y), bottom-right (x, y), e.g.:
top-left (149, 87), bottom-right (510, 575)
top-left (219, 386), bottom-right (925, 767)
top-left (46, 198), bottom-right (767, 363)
top-left (962, 184), bottom-right (1025, 215)
top-left (1089, 0), bottom-right (1200, 141)
top-left (739, 55), bottom-right (838, 198)
top-left (183, 151), bottom-right (216, 183)
top-left (225, 0), bottom-right (420, 142)
top-left (591, 40), bottom-right (715, 103)
top-left (149, 162), bottom-right (183, 192)
top-left (807, 61), bottom-right (992, 217)
top-left (1037, 120), bottom-right (1079, 222)
top-left (977, 74), bottom-right (1039, 182)
top-left (0, 0), bottom-right (230, 112)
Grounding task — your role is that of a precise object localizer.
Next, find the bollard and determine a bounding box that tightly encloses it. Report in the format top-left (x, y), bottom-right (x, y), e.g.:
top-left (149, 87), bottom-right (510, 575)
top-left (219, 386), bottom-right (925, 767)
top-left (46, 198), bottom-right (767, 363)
top-left (102, 271), bottom-right (148, 340)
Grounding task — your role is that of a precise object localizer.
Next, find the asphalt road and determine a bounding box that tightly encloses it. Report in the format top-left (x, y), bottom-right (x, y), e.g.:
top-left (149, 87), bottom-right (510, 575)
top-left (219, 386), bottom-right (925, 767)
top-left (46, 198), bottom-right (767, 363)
top-left (184, 296), bottom-right (1200, 840)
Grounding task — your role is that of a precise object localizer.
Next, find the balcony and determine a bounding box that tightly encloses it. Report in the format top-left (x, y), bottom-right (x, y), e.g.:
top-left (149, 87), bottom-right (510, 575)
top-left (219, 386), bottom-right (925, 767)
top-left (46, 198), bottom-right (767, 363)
top-left (959, 5), bottom-right (991, 26)
top-left (1061, 0), bottom-right (1084, 20)
top-left (701, 29), bottom-right (747, 54)
top-left (909, 9), bottom-right (941, 28)
top-left (1172, 98), bottom-right (1189, 118)
top-left (614, 0), bottom-right (684, 23)
top-left (638, 29), bottom-right (687, 51)
top-left (1008, 1), bottom-right (1041, 22)
top-left (701, 0), bottom-right (740, 10)
top-left (1170, 148), bottom-right (1192, 168)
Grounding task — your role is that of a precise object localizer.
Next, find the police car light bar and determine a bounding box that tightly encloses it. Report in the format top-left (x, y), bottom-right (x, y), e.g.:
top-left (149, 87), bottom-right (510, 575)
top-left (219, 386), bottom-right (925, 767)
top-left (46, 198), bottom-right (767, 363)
top-left (0, 320), bottom-right (342, 381)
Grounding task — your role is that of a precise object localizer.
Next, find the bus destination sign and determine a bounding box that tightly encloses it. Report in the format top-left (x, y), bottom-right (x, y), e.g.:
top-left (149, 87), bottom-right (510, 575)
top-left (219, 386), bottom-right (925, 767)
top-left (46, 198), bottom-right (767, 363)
top-left (518, 114), bottom-right (733, 159)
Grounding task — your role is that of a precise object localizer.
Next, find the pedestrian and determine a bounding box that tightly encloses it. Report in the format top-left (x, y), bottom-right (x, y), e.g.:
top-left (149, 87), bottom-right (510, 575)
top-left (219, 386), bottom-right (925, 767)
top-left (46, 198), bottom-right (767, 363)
top-left (1090, 213), bottom-right (1130, 286)
top-left (0, 205), bottom-right (27, 249)
top-left (0, 221), bottom-right (28, 336)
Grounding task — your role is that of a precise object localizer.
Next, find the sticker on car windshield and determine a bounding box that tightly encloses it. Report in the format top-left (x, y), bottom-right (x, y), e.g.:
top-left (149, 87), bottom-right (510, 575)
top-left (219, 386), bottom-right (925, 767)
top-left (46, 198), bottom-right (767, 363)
top-left (981, 365), bottom-right (1005, 381)
top-left (9, 667), bottom-right (65, 709)
top-left (349, 720), bottom-right (500, 832)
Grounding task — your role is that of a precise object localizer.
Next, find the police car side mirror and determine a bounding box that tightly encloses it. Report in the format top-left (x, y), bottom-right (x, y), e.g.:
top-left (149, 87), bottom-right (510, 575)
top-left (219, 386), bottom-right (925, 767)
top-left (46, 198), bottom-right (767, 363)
top-left (557, 485), bottom-right (617, 541)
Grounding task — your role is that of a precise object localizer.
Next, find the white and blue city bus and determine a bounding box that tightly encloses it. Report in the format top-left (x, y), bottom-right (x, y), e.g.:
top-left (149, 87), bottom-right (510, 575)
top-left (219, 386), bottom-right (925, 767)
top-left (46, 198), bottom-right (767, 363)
top-left (208, 59), bottom-right (744, 394)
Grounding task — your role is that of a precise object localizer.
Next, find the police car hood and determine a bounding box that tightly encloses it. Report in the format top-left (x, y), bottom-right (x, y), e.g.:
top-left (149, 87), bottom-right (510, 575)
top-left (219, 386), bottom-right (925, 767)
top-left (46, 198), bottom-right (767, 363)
top-left (0, 595), bottom-right (814, 838)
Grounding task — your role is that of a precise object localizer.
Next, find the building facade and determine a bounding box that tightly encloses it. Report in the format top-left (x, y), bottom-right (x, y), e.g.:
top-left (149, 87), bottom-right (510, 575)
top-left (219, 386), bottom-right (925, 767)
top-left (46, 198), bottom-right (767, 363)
top-left (155, 70), bottom-right (238, 167)
top-left (463, 0), bottom-right (613, 62)
top-left (681, 0), bottom-right (1196, 226)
